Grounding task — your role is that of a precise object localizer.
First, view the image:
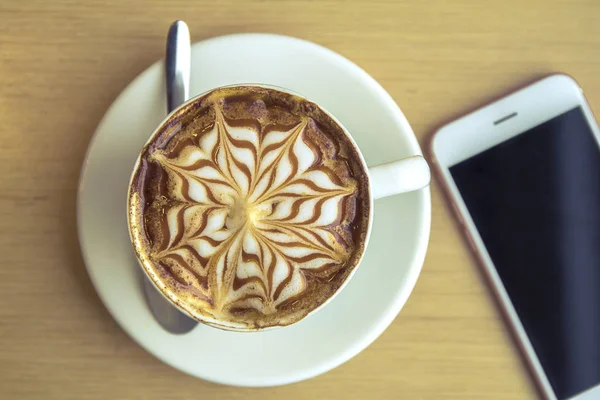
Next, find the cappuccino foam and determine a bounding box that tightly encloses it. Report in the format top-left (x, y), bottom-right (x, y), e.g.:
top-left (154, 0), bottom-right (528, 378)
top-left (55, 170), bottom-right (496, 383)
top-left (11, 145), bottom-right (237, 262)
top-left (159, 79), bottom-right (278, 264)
top-left (128, 86), bottom-right (370, 330)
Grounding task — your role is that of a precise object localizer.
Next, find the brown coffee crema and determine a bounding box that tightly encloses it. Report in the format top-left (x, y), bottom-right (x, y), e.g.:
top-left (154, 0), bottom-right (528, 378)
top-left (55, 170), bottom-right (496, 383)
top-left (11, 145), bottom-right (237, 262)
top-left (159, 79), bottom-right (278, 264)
top-left (128, 86), bottom-right (370, 329)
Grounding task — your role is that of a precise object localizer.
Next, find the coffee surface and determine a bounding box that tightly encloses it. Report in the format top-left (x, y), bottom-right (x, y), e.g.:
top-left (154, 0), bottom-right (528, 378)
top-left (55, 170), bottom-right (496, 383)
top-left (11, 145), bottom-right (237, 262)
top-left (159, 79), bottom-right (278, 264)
top-left (128, 86), bottom-right (370, 329)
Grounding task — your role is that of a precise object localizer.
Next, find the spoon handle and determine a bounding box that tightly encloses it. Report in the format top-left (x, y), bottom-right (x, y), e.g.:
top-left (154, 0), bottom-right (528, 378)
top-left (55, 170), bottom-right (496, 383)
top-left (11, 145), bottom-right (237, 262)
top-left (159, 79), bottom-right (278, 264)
top-left (166, 20), bottom-right (191, 112)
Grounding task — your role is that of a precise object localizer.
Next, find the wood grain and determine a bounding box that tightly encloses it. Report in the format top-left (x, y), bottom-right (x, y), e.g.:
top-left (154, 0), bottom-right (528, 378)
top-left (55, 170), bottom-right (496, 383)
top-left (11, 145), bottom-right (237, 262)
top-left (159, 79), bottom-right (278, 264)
top-left (2, 0), bottom-right (599, 398)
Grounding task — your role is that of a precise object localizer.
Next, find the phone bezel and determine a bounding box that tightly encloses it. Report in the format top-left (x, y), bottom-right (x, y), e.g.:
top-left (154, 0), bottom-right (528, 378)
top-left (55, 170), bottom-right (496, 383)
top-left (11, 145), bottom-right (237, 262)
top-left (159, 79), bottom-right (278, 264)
top-left (430, 74), bottom-right (600, 400)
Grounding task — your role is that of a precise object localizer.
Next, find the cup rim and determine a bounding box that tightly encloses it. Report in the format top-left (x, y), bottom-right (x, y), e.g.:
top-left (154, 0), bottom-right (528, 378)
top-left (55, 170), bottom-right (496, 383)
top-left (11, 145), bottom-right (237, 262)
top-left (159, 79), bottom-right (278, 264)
top-left (126, 83), bottom-right (375, 332)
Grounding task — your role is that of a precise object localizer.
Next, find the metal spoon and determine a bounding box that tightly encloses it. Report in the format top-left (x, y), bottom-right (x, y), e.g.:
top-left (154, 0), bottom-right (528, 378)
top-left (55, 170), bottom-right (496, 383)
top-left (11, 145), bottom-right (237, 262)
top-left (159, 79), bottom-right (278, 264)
top-left (165, 20), bottom-right (191, 112)
top-left (142, 20), bottom-right (197, 334)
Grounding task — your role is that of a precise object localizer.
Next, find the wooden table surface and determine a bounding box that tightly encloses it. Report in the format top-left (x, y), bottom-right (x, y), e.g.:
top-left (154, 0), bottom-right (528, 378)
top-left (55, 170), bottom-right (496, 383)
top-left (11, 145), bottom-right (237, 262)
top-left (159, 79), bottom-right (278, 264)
top-left (2, 0), bottom-right (600, 398)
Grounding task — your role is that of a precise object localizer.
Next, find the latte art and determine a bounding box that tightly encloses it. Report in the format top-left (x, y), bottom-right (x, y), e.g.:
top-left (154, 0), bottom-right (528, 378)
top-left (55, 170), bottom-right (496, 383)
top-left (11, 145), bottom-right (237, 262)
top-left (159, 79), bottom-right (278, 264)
top-left (151, 114), bottom-right (354, 311)
top-left (129, 86), bottom-right (370, 329)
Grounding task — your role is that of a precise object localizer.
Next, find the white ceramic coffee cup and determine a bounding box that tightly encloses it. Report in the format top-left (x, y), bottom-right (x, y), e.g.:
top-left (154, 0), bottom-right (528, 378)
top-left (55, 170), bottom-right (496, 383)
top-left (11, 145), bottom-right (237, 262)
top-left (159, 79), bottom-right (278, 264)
top-left (128, 84), bottom-right (430, 331)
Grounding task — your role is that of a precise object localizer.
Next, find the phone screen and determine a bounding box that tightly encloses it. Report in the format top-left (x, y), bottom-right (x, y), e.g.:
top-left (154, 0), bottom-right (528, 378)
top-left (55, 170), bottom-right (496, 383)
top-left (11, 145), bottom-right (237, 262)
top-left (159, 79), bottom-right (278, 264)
top-left (449, 107), bottom-right (600, 400)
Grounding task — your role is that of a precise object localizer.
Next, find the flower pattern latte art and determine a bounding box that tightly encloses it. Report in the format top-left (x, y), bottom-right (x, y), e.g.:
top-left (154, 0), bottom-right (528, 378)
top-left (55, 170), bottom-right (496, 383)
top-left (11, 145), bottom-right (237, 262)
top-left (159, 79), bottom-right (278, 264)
top-left (147, 108), bottom-right (359, 318)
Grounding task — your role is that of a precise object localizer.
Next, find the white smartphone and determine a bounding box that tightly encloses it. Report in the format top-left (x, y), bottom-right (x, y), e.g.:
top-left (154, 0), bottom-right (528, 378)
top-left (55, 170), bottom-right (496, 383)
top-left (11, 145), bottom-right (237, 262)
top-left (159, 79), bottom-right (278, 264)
top-left (430, 74), bottom-right (600, 400)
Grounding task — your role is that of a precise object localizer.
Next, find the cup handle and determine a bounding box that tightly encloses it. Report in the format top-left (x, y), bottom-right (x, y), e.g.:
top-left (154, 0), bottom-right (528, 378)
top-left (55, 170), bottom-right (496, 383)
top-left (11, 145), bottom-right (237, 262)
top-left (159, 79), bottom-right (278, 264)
top-left (368, 155), bottom-right (431, 200)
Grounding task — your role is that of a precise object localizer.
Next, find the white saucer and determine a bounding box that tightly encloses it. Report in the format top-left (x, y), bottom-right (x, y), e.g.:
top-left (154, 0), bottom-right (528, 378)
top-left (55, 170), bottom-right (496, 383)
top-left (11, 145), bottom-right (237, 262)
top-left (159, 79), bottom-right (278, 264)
top-left (77, 33), bottom-right (431, 387)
